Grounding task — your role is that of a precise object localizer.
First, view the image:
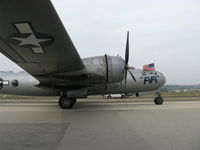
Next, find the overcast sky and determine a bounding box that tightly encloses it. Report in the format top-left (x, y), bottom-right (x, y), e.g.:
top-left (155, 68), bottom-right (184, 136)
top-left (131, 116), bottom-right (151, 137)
top-left (0, 0), bottom-right (200, 85)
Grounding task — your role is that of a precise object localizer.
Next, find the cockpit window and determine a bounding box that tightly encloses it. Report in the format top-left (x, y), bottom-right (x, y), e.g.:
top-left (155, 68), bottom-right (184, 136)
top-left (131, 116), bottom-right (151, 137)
top-left (142, 71), bottom-right (147, 76)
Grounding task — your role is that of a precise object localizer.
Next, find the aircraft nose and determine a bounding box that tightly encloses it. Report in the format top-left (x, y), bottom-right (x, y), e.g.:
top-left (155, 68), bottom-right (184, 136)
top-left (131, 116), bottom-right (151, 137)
top-left (156, 71), bottom-right (166, 88)
top-left (160, 73), bottom-right (166, 87)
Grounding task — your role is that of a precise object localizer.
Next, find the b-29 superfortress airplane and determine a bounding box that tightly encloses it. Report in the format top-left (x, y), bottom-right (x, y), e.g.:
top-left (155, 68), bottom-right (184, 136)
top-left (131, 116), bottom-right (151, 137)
top-left (0, 0), bottom-right (166, 109)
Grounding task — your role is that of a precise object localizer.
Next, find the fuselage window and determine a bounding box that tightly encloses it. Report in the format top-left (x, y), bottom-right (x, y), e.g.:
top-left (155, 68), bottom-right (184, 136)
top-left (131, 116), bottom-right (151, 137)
top-left (12, 80), bottom-right (19, 87)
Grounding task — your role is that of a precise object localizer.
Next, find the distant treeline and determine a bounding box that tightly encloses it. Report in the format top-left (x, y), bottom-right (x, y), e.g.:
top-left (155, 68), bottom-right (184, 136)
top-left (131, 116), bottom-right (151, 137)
top-left (161, 85), bottom-right (200, 91)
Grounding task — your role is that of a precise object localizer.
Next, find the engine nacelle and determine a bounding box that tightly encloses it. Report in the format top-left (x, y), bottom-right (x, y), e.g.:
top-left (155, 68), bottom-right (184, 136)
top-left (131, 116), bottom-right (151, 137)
top-left (106, 55), bottom-right (125, 83)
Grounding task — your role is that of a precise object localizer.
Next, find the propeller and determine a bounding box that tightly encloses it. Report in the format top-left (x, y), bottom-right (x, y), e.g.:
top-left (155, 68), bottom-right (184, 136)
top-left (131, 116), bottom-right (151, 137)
top-left (124, 31), bottom-right (136, 92)
top-left (125, 32), bottom-right (129, 65)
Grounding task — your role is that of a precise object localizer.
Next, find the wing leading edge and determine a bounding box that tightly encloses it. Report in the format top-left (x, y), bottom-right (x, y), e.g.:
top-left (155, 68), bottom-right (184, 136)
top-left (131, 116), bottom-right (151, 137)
top-left (0, 0), bottom-right (84, 76)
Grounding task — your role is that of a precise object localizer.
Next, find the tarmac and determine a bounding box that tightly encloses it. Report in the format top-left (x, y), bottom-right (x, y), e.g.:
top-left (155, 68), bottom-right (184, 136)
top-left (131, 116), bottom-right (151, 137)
top-left (0, 99), bottom-right (200, 150)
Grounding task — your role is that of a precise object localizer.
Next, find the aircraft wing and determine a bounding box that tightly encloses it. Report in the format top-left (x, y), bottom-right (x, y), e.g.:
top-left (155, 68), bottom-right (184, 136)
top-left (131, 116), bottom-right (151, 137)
top-left (0, 0), bottom-right (84, 77)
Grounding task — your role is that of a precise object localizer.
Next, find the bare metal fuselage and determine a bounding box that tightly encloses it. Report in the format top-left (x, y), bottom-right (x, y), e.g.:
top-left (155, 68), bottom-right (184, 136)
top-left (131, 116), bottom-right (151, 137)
top-left (0, 67), bottom-right (165, 97)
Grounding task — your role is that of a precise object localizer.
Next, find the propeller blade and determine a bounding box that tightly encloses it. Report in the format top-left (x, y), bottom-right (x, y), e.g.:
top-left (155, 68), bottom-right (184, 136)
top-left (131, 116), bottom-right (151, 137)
top-left (124, 31), bottom-right (129, 89)
top-left (125, 68), bottom-right (128, 87)
top-left (125, 31), bottom-right (129, 65)
top-left (128, 69), bottom-right (136, 82)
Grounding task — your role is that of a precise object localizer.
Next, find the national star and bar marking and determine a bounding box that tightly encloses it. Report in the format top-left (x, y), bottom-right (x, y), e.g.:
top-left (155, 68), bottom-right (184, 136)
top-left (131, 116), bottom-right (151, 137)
top-left (8, 23), bottom-right (54, 54)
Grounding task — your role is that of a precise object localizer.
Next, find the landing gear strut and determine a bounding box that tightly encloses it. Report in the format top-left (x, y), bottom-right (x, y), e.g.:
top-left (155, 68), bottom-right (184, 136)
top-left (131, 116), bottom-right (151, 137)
top-left (154, 92), bottom-right (163, 105)
top-left (58, 96), bottom-right (77, 109)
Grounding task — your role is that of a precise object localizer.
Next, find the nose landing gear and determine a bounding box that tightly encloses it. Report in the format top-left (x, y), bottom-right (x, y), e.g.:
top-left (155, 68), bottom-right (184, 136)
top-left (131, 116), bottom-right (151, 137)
top-left (58, 96), bottom-right (77, 109)
top-left (154, 92), bottom-right (163, 105)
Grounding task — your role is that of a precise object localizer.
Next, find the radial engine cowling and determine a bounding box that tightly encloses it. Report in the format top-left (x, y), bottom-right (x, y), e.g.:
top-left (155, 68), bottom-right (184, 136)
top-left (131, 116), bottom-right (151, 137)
top-left (106, 55), bottom-right (125, 83)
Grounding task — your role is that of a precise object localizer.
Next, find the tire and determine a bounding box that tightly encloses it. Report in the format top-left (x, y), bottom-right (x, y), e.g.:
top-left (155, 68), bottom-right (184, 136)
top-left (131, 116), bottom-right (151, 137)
top-left (59, 97), bottom-right (73, 109)
top-left (121, 95), bottom-right (126, 99)
top-left (107, 95), bottom-right (111, 99)
top-left (154, 97), bottom-right (163, 105)
top-left (71, 98), bottom-right (77, 105)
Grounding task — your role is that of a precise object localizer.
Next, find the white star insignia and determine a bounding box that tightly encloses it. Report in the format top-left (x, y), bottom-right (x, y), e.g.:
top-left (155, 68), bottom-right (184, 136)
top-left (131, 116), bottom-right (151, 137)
top-left (9, 23), bottom-right (54, 54)
top-left (12, 34), bottom-right (51, 47)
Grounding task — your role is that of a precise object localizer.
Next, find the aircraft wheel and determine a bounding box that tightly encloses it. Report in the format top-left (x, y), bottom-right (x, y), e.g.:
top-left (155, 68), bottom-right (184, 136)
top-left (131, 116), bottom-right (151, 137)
top-left (154, 97), bottom-right (163, 105)
top-left (71, 98), bottom-right (77, 105)
top-left (59, 97), bottom-right (74, 109)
